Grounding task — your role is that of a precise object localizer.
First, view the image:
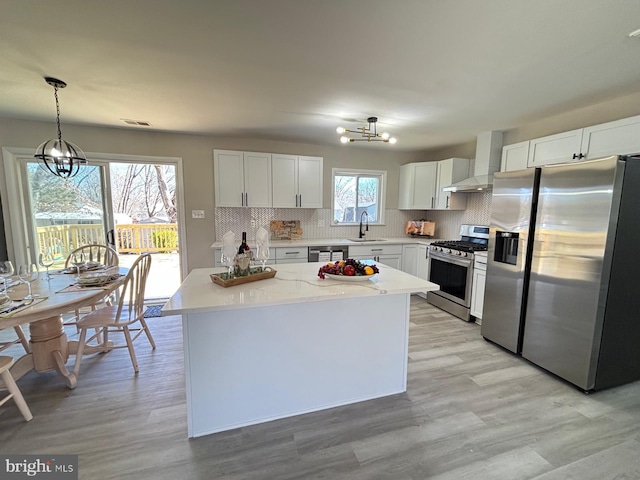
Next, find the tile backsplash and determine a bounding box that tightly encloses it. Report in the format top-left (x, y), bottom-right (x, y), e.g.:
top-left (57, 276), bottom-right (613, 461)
top-left (214, 190), bottom-right (492, 241)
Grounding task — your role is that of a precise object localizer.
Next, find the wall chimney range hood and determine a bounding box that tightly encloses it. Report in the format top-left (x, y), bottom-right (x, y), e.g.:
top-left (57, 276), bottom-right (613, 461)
top-left (443, 131), bottom-right (503, 192)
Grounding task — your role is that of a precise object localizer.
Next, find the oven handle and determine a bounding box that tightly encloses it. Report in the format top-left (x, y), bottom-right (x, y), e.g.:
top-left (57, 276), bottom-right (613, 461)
top-left (429, 250), bottom-right (473, 268)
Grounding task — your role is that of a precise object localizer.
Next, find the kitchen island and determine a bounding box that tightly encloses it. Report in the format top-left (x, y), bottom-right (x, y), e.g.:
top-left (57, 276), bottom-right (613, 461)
top-left (162, 262), bottom-right (439, 438)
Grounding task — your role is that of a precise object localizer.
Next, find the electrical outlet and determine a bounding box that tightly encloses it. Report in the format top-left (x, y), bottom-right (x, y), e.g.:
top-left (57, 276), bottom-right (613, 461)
top-left (251, 218), bottom-right (256, 227)
top-left (191, 210), bottom-right (205, 219)
top-left (318, 219), bottom-right (325, 228)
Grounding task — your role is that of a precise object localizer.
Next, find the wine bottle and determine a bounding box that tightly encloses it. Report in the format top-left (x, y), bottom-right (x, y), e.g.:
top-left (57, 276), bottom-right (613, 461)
top-left (238, 231), bottom-right (250, 255)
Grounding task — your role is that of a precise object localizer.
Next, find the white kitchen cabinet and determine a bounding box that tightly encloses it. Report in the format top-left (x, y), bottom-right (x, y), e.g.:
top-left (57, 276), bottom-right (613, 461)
top-left (398, 162), bottom-right (438, 210)
top-left (580, 114), bottom-right (640, 160)
top-left (527, 129), bottom-right (584, 167)
top-left (272, 154), bottom-right (323, 208)
top-left (274, 246), bottom-right (308, 264)
top-left (416, 244), bottom-right (430, 299)
top-left (349, 244), bottom-right (402, 270)
top-left (398, 159), bottom-right (467, 211)
top-left (401, 244), bottom-right (418, 276)
top-left (470, 254), bottom-right (487, 322)
top-left (501, 141), bottom-right (530, 172)
top-left (214, 150), bottom-right (272, 207)
top-left (434, 158), bottom-right (469, 210)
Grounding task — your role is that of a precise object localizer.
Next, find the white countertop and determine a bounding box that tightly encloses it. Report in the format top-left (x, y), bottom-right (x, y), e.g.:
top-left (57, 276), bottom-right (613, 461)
top-left (210, 237), bottom-right (443, 249)
top-left (162, 262), bottom-right (439, 315)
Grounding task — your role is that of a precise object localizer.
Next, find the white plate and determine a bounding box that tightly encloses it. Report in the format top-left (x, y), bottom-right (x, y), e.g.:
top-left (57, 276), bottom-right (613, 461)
top-left (324, 273), bottom-right (376, 282)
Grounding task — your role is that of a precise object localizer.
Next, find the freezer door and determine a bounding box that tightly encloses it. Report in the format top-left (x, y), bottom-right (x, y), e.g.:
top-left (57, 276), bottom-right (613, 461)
top-left (482, 168), bottom-right (539, 353)
top-left (522, 156), bottom-right (620, 390)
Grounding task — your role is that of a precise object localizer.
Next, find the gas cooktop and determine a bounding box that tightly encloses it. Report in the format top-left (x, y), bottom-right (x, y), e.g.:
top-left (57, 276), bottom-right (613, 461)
top-left (430, 240), bottom-right (488, 253)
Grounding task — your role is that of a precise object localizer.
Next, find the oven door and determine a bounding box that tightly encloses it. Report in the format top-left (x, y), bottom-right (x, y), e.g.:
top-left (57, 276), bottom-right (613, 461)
top-left (428, 251), bottom-right (473, 307)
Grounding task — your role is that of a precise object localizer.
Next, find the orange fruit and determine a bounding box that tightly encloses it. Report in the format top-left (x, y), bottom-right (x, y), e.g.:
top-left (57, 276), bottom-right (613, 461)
top-left (364, 266), bottom-right (374, 275)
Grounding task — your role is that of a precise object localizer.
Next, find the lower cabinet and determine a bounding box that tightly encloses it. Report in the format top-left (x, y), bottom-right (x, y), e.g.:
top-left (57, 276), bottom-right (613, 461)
top-left (349, 244), bottom-right (403, 270)
top-left (401, 244), bottom-right (418, 276)
top-left (274, 247), bottom-right (308, 264)
top-left (470, 255), bottom-right (487, 322)
top-left (415, 244), bottom-right (430, 298)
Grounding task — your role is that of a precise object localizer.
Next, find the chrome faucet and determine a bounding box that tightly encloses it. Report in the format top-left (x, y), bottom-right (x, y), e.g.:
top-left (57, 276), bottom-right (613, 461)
top-left (359, 211), bottom-right (369, 238)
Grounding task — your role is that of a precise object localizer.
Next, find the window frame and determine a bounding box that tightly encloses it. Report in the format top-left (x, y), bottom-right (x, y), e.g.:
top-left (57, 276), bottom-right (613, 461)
top-left (331, 168), bottom-right (386, 226)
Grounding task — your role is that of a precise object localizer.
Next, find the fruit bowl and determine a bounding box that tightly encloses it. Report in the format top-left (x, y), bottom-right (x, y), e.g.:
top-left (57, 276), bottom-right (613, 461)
top-left (323, 273), bottom-right (375, 282)
top-left (318, 259), bottom-right (379, 279)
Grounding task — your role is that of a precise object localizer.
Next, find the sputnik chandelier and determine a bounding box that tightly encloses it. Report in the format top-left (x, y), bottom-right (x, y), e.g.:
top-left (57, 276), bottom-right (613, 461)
top-left (336, 116), bottom-right (397, 144)
top-left (34, 77), bottom-right (87, 178)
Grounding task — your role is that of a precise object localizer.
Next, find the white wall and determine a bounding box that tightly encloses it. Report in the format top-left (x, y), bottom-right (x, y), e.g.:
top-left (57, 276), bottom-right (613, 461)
top-left (0, 118), bottom-right (427, 270)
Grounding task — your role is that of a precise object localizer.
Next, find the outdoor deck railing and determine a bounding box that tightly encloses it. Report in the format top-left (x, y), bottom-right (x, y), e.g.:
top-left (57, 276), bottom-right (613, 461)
top-left (36, 223), bottom-right (179, 257)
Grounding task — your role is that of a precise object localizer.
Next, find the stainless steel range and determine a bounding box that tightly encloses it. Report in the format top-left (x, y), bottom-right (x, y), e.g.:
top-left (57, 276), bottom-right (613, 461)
top-left (426, 224), bottom-right (489, 321)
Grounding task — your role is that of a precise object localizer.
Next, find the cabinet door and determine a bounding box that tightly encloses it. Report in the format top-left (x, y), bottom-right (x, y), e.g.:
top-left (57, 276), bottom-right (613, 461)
top-left (581, 114), bottom-right (640, 160)
top-left (527, 129), bottom-right (583, 167)
top-left (501, 141), bottom-right (530, 172)
top-left (272, 154), bottom-right (298, 208)
top-left (416, 245), bottom-right (429, 280)
top-left (470, 269), bottom-right (486, 319)
top-left (377, 254), bottom-right (402, 270)
top-left (214, 150), bottom-right (245, 207)
top-left (399, 163), bottom-right (437, 209)
top-left (298, 156), bottom-right (323, 208)
top-left (243, 152), bottom-right (272, 207)
top-left (435, 158), bottom-right (468, 210)
top-left (401, 244), bottom-right (418, 276)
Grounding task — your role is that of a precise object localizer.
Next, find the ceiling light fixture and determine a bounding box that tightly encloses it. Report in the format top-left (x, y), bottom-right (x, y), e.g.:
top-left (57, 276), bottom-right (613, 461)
top-left (34, 77), bottom-right (87, 178)
top-left (336, 117), bottom-right (397, 144)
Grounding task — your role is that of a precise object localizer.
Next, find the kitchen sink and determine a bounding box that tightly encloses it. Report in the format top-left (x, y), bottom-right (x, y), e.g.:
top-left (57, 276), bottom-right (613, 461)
top-left (347, 238), bottom-right (387, 243)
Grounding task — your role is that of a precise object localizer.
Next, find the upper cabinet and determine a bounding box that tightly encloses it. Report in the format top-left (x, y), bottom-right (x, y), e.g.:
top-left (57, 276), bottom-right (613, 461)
top-left (525, 114), bottom-right (640, 168)
top-left (500, 141), bottom-right (530, 172)
top-left (398, 158), bottom-right (468, 211)
top-left (434, 158), bottom-right (469, 210)
top-left (398, 162), bottom-right (438, 209)
top-left (214, 150), bottom-right (272, 207)
top-left (527, 129), bottom-right (584, 167)
top-left (580, 115), bottom-right (640, 160)
top-left (272, 154), bottom-right (323, 208)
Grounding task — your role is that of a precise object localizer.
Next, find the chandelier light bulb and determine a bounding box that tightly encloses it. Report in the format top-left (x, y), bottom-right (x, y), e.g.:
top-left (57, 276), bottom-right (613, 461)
top-left (389, 137), bottom-right (397, 144)
top-left (336, 126), bottom-right (346, 134)
top-left (340, 136), bottom-right (349, 144)
top-left (381, 132), bottom-right (390, 140)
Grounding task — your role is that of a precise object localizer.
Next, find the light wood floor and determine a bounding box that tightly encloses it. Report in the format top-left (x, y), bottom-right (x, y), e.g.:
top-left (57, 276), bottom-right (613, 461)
top-left (2, 297), bottom-right (640, 479)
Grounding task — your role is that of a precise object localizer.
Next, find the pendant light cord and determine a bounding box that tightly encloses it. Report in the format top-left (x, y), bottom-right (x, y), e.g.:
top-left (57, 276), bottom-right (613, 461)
top-left (54, 85), bottom-right (62, 142)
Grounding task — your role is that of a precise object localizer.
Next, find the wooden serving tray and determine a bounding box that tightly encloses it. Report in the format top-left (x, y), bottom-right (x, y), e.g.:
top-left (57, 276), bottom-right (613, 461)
top-left (210, 267), bottom-right (276, 287)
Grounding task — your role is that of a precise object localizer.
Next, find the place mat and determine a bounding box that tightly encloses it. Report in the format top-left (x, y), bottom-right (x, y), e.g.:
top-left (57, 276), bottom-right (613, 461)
top-left (0, 297), bottom-right (48, 318)
top-left (56, 275), bottom-right (124, 293)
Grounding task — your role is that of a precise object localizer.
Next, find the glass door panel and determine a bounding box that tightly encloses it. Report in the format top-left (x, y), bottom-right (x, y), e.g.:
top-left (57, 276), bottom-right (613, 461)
top-left (24, 161), bottom-right (114, 268)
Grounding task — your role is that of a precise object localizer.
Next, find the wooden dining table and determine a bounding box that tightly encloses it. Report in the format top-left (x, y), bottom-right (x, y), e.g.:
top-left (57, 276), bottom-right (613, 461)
top-left (0, 267), bottom-right (127, 389)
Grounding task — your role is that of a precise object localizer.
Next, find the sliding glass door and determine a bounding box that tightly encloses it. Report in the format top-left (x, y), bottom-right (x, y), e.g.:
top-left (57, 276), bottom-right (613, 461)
top-left (21, 160), bottom-right (115, 268)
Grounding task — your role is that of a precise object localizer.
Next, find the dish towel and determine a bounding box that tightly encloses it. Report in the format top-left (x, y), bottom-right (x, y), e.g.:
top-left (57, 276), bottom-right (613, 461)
top-left (221, 231), bottom-right (236, 266)
top-left (255, 227), bottom-right (270, 262)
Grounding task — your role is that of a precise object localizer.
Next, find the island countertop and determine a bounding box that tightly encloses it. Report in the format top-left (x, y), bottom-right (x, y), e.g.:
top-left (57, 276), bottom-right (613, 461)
top-left (162, 262), bottom-right (439, 315)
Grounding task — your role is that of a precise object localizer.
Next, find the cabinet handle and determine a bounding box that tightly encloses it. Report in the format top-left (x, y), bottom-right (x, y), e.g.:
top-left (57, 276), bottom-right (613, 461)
top-left (295, 194), bottom-right (298, 207)
top-left (431, 197), bottom-right (434, 208)
top-left (371, 248), bottom-right (383, 252)
top-left (245, 192), bottom-right (248, 205)
top-left (241, 192), bottom-right (244, 206)
top-left (299, 194), bottom-right (302, 207)
top-left (285, 251), bottom-right (300, 255)
top-left (446, 196), bottom-right (449, 209)
top-left (572, 153), bottom-right (585, 160)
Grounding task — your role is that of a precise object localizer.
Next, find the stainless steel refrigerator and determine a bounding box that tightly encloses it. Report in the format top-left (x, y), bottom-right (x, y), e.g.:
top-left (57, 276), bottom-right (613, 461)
top-left (482, 155), bottom-right (640, 391)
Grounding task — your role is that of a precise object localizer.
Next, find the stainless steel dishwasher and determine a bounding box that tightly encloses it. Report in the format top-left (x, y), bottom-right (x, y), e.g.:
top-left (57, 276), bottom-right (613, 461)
top-left (308, 245), bottom-right (349, 263)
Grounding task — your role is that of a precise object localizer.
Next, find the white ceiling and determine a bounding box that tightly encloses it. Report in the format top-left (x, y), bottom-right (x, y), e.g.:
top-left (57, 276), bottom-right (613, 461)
top-left (2, 0), bottom-right (640, 151)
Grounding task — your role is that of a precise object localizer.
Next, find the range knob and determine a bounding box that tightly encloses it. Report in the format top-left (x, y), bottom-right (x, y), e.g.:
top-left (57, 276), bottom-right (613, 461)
top-left (456, 250), bottom-right (462, 256)
top-left (447, 249), bottom-right (452, 254)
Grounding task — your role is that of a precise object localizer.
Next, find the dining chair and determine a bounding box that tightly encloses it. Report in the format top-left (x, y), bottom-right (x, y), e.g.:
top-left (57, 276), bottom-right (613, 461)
top-left (73, 253), bottom-right (155, 376)
top-left (64, 244), bottom-right (120, 329)
top-left (0, 356), bottom-right (33, 421)
top-left (64, 244), bottom-right (119, 269)
top-left (0, 326), bottom-right (30, 354)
